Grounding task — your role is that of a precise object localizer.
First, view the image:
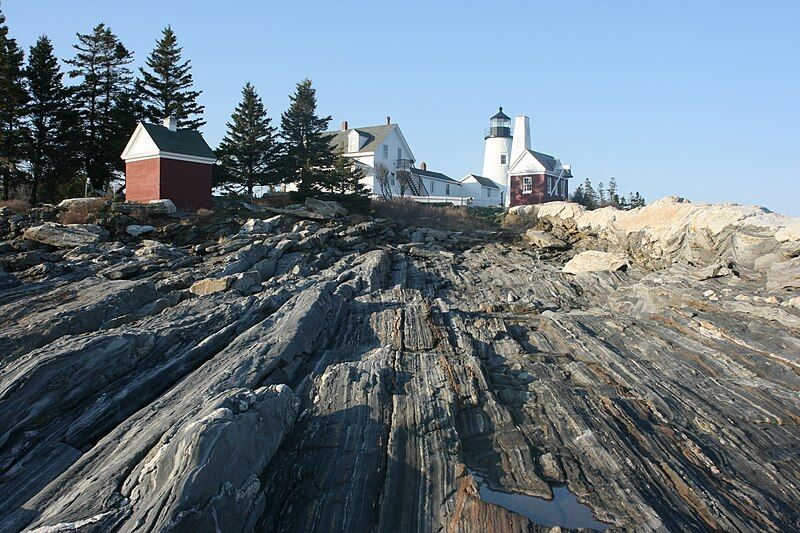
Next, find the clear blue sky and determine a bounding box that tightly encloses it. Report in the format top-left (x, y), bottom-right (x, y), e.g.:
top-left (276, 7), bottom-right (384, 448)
top-left (5, 1), bottom-right (799, 215)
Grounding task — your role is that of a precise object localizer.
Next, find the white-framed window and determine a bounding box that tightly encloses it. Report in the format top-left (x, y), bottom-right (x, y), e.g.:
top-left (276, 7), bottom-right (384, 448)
top-left (348, 137), bottom-right (358, 152)
top-left (390, 172), bottom-right (396, 186)
top-left (446, 184), bottom-right (450, 195)
top-left (429, 181), bottom-right (435, 194)
top-left (522, 176), bottom-right (533, 194)
top-left (383, 145), bottom-right (389, 158)
top-left (397, 147), bottom-right (402, 160)
top-left (500, 154), bottom-right (507, 164)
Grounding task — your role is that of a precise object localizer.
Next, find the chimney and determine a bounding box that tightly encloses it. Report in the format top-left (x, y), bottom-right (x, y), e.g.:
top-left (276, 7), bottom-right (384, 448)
top-left (386, 116), bottom-right (391, 125)
top-left (163, 116), bottom-right (177, 132)
top-left (510, 115), bottom-right (531, 165)
top-left (420, 161), bottom-right (427, 170)
top-left (341, 120), bottom-right (348, 131)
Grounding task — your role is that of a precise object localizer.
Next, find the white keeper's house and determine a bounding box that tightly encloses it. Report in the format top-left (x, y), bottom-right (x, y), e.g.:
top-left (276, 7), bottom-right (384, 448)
top-left (324, 117), bottom-right (502, 207)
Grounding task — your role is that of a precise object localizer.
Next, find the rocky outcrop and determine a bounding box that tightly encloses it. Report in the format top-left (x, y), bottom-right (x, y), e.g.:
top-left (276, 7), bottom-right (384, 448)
top-left (0, 198), bottom-right (798, 532)
top-left (509, 196), bottom-right (800, 272)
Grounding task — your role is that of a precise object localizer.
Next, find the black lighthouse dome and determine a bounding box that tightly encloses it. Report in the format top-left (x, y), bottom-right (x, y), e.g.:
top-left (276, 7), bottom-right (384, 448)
top-left (486, 107), bottom-right (512, 138)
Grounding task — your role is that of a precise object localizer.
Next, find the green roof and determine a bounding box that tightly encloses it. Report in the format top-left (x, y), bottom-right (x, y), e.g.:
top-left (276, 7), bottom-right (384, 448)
top-left (323, 123), bottom-right (397, 154)
top-left (141, 122), bottom-right (216, 160)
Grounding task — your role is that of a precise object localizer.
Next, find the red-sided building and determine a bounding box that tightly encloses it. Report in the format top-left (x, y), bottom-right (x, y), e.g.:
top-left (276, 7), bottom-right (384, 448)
top-left (507, 149), bottom-right (571, 207)
top-left (120, 118), bottom-right (216, 210)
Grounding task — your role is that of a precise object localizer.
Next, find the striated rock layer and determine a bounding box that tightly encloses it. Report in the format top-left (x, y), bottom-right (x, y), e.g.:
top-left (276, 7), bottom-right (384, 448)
top-left (0, 198), bottom-right (798, 532)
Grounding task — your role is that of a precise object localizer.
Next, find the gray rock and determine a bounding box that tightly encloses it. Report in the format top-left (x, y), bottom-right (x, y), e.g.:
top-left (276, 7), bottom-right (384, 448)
top-left (524, 229), bottom-right (567, 249)
top-left (125, 224), bottom-right (155, 237)
top-left (304, 197), bottom-right (348, 218)
top-left (766, 256), bottom-right (800, 290)
top-left (23, 222), bottom-right (108, 248)
top-left (562, 250), bottom-right (628, 274)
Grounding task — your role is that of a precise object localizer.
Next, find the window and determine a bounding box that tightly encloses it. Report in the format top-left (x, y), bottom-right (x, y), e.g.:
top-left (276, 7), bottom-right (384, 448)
top-left (500, 154), bottom-right (507, 164)
top-left (397, 147), bottom-right (402, 160)
top-left (488, 189), bottom-right (493, 197)
top-left (390, 172), bottom-right (396, 186)
top-left (348, 137), bottom-right (358, 152)
top-left (429, 181), bottom-right (435, 194)
top-left (522, 177), bottom-right (533, 194)
top-left (446, 184), bottom-right (450, 195)
top-left (382, 145), bottom-right (389, 158)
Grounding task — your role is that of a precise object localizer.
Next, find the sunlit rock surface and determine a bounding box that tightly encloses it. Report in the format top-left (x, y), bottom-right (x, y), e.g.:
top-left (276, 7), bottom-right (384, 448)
top-left (0, 197), bottom-right (798, 532)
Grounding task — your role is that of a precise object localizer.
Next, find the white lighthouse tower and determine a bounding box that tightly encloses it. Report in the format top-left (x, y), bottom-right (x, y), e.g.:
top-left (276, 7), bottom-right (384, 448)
top-left (481, 107), bottom-right (513, 192)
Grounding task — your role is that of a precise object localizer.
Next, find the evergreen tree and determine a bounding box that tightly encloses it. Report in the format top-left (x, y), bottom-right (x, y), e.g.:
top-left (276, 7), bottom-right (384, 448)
top-left (67, 23), bottom-right (136, 190)
top-left (597, 181), bottom-right (606, 206)
top-left (0, 8), bottom-right (29, 200)
top-left (25, 36), bottom-right (80, 204)
top-left (607, 176), bottom-right (619, 206)
top-left (630, 191), bottom-right (645, 208)
top-left (569, 184), bottom-right (586, 206)
top-left (582, 178), bottom-right (598, 210)
top-left (138, 26), bottom-right (204, 130)
top-left (216, 82), bottom-right (279, 196)
top-left (328, 155), bottom-right (367, 196)
top-left (278, 78), bottom-right (335, 197)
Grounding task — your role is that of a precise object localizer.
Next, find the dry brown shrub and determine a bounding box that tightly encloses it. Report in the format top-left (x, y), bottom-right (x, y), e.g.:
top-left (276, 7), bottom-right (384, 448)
top-left (196, 208), bottom-right (214, 218)
top-left (0, 199), bottom-right (30, 214)
top-left (57, 198), bottom-right (107, 224)
top-left (252, 192), bottom-right (295, 208)
top-left (373, 198), bottom-right (495, 232)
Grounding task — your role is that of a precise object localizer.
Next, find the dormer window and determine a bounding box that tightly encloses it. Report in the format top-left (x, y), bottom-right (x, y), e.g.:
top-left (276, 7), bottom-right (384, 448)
top-left (347, 130), bottom-right (363, 153)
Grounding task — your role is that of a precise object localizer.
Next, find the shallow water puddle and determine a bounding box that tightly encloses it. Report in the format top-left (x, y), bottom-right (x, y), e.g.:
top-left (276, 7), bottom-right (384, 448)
top-left (472, 473), bottom-right (610, 531)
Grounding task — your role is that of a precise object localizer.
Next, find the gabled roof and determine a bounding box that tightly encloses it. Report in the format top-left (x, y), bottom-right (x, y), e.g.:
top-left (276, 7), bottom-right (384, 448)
top-left (121, 122), bottom-right (216, 163)
top-left (324, 124), bottom-right (396, 154)
top-left (529, 150), bottom-right (559, 172)
top-left (412, 167), bottom-right (460, 184)
top-left (461, 174), bottom-right (500, 189)
top-left (508, 149), bottom-right (563, 175)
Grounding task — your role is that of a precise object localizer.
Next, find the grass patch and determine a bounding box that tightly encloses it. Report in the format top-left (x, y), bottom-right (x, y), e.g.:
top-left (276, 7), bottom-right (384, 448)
top-left (0, 199), bottom-right (30, 214)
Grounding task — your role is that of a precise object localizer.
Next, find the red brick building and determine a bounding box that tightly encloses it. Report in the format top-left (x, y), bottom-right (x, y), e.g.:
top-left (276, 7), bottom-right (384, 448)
top-left (507, 149), bottom-right (571, 206)
top-left (120, 117), bottom-right (216, 210)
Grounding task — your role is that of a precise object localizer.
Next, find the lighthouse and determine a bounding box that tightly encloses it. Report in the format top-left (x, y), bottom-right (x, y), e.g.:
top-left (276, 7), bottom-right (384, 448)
top-left (481, 107), bottom-right (513, 190)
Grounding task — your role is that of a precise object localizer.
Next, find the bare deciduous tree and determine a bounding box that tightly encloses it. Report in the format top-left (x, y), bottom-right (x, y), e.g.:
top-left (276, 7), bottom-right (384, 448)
top-left (374, 162), bottom-right (393, 199)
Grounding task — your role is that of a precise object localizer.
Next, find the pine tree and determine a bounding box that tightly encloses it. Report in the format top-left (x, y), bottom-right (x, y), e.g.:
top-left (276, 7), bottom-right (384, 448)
top-left (25, 36), bottom-right (80, 204)
top-left (0, 8), bottom-right (29, 200)
top-left (138, 26), bottom-right (204, 130)
top-left (582, 178), bottom-right (598, 210)
top-left (329, 155), bottom-right (367, 195)
top-left (216, 82), bottom-right (279, 196)
top-left (597, 181), bottom-right (606, 206)
top-left (278, 78), bottom-right (334, 197)
top-left (607, 176), bottom-right (619, 206)
top-left (569, 184), bottom-right (586, 206)
top-left (67, 23), bottom-right (136, 191)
